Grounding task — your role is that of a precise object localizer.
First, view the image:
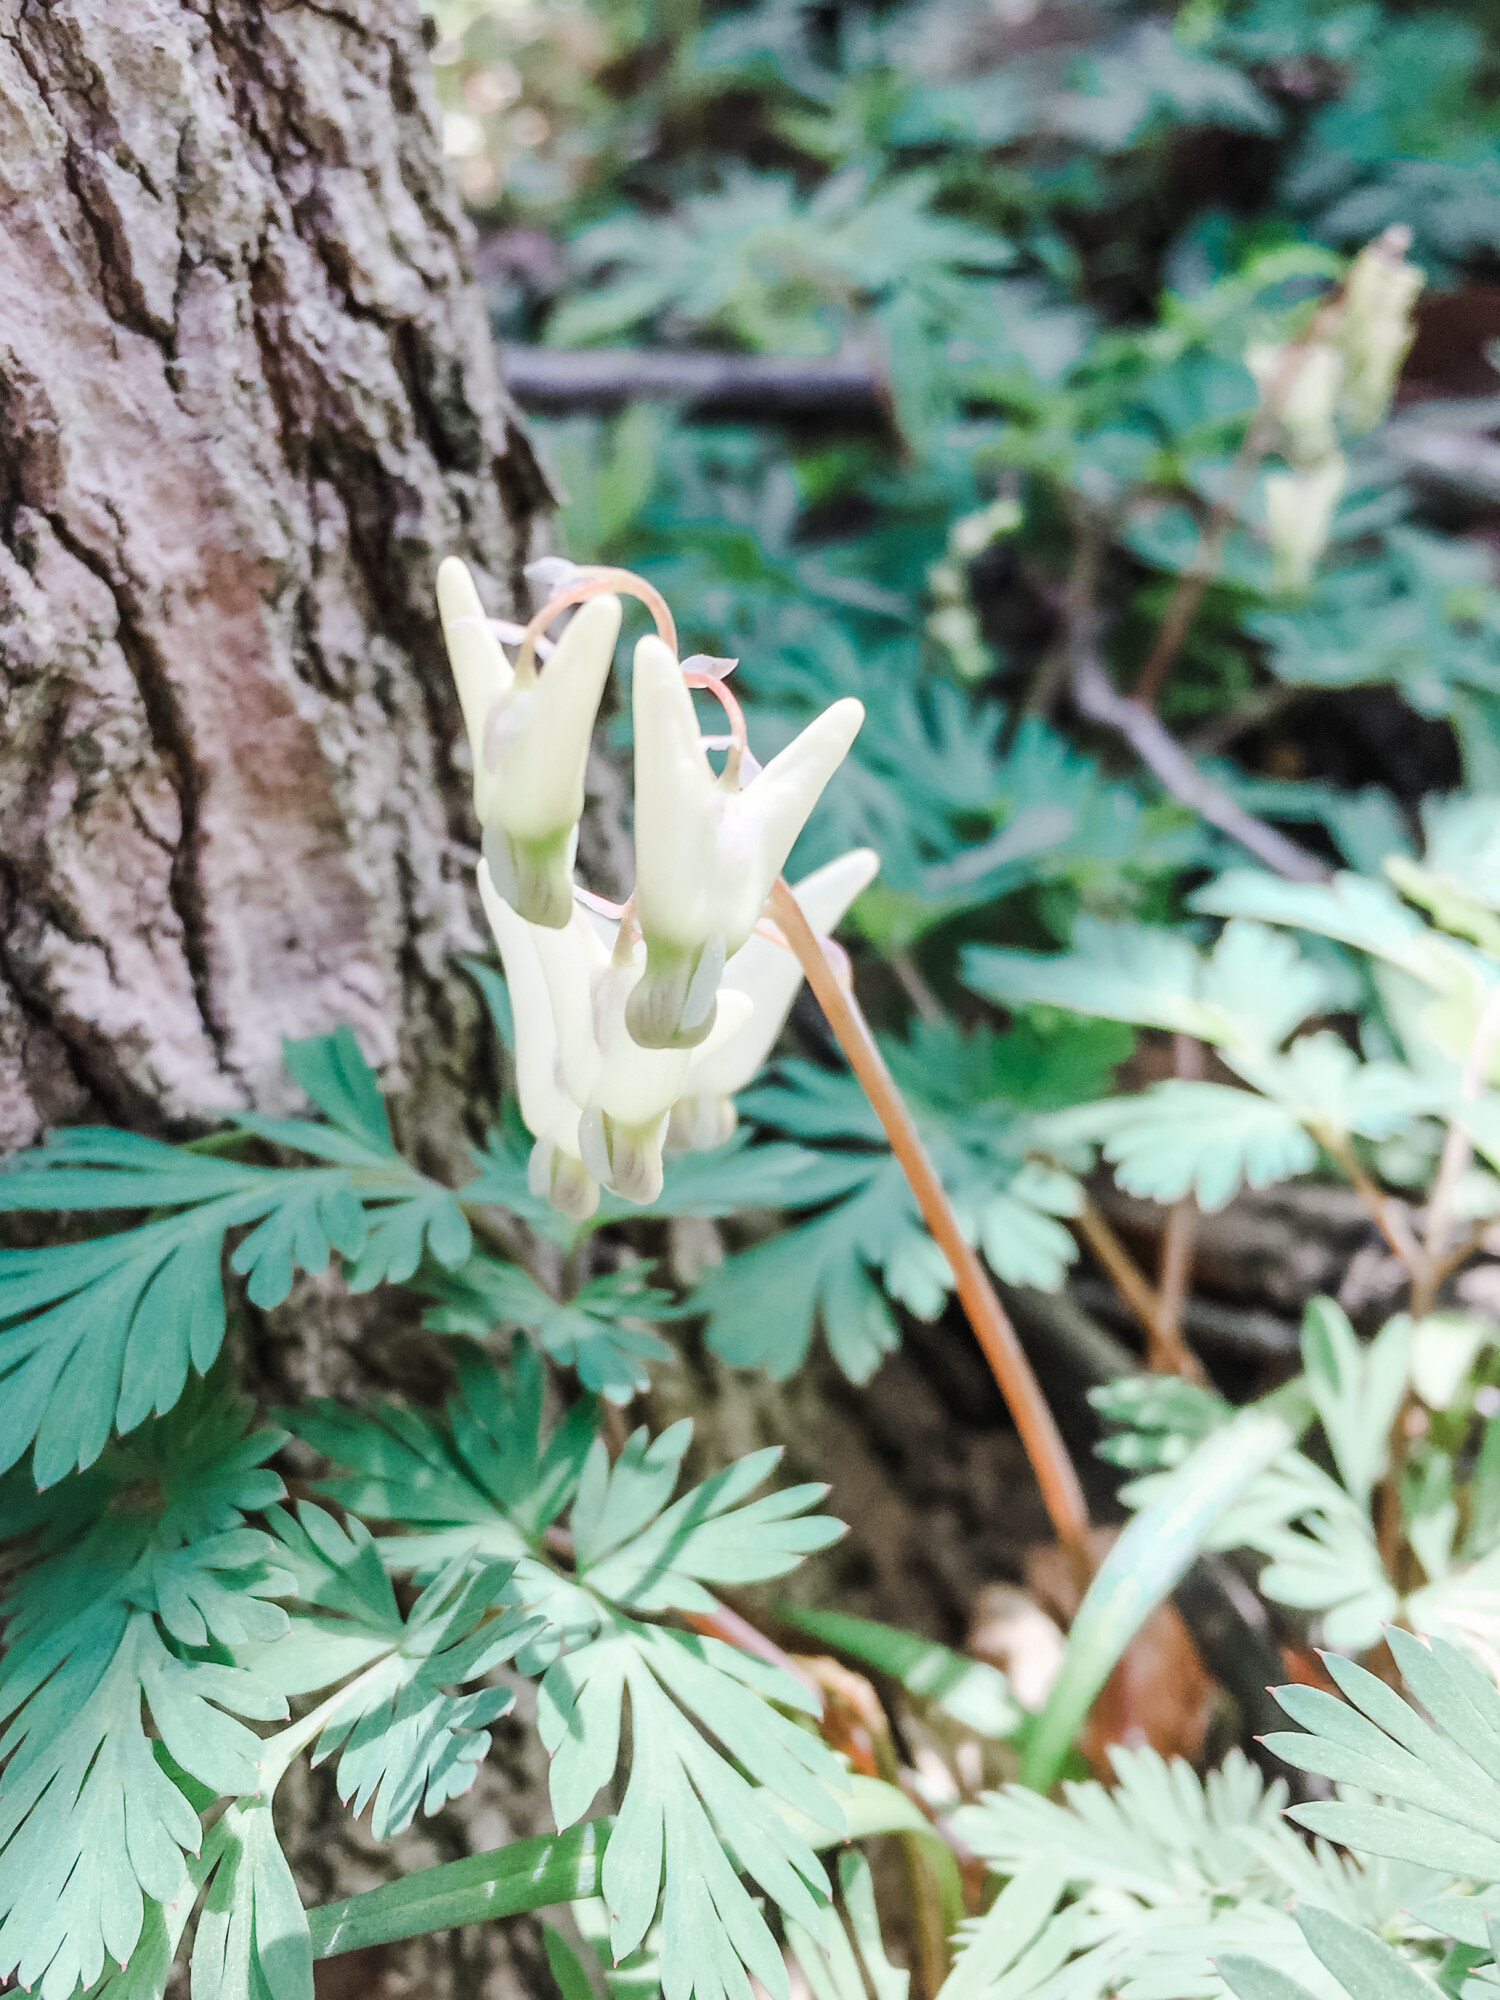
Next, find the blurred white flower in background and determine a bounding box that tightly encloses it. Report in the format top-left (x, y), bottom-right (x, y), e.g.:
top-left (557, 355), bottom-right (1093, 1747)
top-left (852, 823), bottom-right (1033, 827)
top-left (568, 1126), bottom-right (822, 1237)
top-left (1248, 227), bottom-right (1422, 597)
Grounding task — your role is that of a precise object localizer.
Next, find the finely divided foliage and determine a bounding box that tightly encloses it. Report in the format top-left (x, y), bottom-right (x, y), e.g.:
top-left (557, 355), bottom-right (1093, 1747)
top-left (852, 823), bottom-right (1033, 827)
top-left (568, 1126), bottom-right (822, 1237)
top-left (692, 1019), bottom-right (1125, 1379)
top-left (301, 1362), bottom-right (849, 2000)
top-left (0, 1026), bottom-right (850, 2000)
top-left (0, 1383), bottom-right (288, 2000)
top-left (0, 1029), bottom-right (472, 1486)
top-left (944, 1747), bottom-right (1436, 2000)
top-left (12, 630), bottom-right (1500, 2000)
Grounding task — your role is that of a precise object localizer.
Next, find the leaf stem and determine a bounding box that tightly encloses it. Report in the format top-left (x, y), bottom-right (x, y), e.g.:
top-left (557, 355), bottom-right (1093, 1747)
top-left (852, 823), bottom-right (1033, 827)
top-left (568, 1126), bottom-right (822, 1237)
top-left (1074, 1194), bottom-right (1161, 1343)
top-left (1317, 1127), bottom-right (1422, 1276)
top-left (766, 878), bottom-right (1092, 1573)
top-left (1128, 406), bottom-right (1278, 712)
top-left (1059, 515), bottom-right (1330, 884)
top-left (1418, 985), bottom-right (1500, 1313)
top-left (256, 1656), bottom-right (394, 1795)
top-left (1149, 1037), bottom-right (1204, 1378)
top-left (1152, 1198), bottom-right (1200, 1376)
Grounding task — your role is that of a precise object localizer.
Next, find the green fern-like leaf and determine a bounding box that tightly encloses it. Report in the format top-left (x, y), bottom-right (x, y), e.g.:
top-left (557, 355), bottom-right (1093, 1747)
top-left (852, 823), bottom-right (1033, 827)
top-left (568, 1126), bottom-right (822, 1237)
top-left (947, 1747), bottom-right (1435, 2000)
top-left (420, 1251), bottom-right (675, 1401)
top-left (693, 1024), bottom-right (1101, 1381)
top-left (1267, 1628), bottom-right (1500, 1897)
top-left (1070, 1082), bottom-right (1316, 1210)
top-left (0, 1032), bottom-right (470, 1481)
top-left (787, 1850), bottom-right (907, 2000)
top-left (250, 1504), bottom-right (535, 1839)
top-left (963, 917), bottom-right (1330, 1058)
top-left (0, 1382), bottom-right (289, 2000)
top-left (291, 1340), bottom-right (599, 1572)
top-left (191, 1803), bottom-right (313, 2000)
top-left (1220, 1905), bottom-right (1447, 2000)
top-left (294, 1345), bottom-right (849, 2000)
top-left (1190, 871), bottom-right (1471, 999)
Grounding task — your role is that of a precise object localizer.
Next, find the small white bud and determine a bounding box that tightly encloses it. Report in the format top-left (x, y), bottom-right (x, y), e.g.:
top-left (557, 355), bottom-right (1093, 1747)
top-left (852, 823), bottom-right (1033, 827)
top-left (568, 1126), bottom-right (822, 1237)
top-left (666, 1093), bottom-right (739, 1153)
top-left (524, 555), bottom-right (586, 596)
top-left (949, 495), bottom-right (1021, 558)
top-left (927, 604), bottom-right (989, 680)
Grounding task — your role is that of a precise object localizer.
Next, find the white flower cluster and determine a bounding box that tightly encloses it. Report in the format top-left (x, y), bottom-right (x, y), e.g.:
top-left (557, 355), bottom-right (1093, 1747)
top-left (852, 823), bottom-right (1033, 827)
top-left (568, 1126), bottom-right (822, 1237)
top-left (438, 557), bottom-right (874, 1218)
top-left (1247, 227), bottom-right (1423, 593)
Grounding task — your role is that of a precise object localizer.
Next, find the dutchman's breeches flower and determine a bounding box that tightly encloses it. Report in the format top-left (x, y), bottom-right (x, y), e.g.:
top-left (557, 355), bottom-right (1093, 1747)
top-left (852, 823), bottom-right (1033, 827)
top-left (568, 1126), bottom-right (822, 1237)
top-left (438, 558), bottom-right (619, 928)
top-left (667, 845), bottom-right (880, 1152)
top-left (489, 892), bottom-right (752, 1205)
top-left (477, 866), bottom-right (602, 1221)
top-left (445, 557), bottom-right (869, 1213)
top-left (627, 634), bottom-right (865, 1050)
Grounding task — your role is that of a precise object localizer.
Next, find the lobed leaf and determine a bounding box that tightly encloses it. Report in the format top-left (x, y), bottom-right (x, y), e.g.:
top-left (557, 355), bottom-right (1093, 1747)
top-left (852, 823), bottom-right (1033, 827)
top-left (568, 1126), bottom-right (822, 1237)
top-left (0, 1385), bottom-right (289, 2000)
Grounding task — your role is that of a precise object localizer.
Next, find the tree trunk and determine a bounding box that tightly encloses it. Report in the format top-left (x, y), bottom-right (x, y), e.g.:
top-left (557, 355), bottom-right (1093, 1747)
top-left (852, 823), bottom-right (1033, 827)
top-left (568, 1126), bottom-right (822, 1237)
top-left (0, 0), bottom-right (556, 1167)
top-left (0, 4), bottom-right (561, 1994)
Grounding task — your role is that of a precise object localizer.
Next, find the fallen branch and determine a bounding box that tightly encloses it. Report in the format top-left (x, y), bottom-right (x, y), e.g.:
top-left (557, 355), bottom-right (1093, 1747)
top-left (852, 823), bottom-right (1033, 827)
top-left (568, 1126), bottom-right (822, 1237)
top-left (500, 342), bottom-right (886, 419)
top-left (1072, 650), bottom-right (1332, 882)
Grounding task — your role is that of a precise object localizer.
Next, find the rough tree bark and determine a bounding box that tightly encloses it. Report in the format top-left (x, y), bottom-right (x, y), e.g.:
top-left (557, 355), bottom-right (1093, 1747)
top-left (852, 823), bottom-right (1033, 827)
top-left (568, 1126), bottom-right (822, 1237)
top-left (0, 0), bottom-right (557, 1163)
top-left (0, 4), bottom-right (561, 1994)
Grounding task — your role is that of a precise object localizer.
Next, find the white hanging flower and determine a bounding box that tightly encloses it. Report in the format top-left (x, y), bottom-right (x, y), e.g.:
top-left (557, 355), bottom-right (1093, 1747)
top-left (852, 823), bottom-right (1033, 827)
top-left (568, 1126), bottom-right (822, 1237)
top-left (1246, 340), bottom-right (1345, 467)
top-left (668, 846), bottom-right (880, 1151)
top-left (1339, 228), bottom-right (1423, 434)
top-left (477, 866), bottom-right (600, 1221)
top-left (480, 869), bottom-right (754, 1207)
top-left (438, 557), bottom-right (620, 927)
top-left (1266, 455), bottom-right (1346, 594)
top-left (627, 633), bottom-right (865, 1050)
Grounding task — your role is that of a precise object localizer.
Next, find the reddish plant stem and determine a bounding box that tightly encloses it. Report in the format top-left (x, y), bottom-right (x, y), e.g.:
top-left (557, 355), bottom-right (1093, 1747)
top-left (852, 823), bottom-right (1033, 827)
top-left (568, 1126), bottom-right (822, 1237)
top-left (1128, 416), bottom-right (1277, 712)
top-left (767, 878), bottom-right (1093, 1572)
top-left (1152, 1201), bottom-right (1198, 1371)
top-left (519, 566), bottom-right (678, 665)
top-left (1075, 1194), bottom-right (1161, 1340)
top-left (1318, 1129), bottom-right (1422, 1274)
top-left (1150, 1037), bottom-right (1204, 1377)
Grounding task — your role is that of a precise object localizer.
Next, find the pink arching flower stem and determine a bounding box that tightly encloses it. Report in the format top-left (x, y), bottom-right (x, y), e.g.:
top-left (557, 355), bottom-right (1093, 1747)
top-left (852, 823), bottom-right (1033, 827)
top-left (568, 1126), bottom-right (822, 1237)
top-left (766, 878), bottom-right (1092, 1573)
